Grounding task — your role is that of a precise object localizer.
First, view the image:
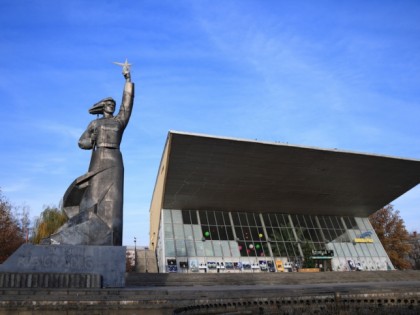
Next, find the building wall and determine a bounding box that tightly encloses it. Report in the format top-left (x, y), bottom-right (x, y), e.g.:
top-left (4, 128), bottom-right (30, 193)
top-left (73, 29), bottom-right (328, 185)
top-left (156, 209), bottom-right (393, 273)
top-left (149, 135), bottom-right (171, 251)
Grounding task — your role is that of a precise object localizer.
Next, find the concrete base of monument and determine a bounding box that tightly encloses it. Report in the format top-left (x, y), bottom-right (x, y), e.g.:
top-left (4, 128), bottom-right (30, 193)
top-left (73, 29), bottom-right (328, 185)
top-left (0, 244), bottom-right (125, 288)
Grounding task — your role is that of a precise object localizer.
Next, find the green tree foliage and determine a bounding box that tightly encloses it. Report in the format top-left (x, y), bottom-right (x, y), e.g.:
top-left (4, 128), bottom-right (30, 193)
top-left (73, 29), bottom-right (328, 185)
top-left (33, 206), bottom-right (68, 244)
top-left (301, 241), bottom-right (316, 268)
top-left (0, 190), bottom-right (27, 263)
top-left (369, 205), bottom-right (411, 270)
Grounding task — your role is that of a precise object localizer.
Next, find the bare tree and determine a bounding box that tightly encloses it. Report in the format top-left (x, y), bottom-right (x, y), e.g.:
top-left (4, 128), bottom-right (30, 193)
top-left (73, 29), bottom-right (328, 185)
top-left (408, 231), bottom-right (420, 270)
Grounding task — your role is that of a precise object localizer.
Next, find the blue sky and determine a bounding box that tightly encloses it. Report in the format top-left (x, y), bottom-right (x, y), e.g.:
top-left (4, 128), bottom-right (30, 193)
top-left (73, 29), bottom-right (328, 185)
top-left (1, 1), bottom-right (419, 245)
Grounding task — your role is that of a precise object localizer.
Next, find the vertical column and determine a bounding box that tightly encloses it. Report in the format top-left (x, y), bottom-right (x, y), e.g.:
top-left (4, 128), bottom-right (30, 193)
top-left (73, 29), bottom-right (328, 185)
top-left (228, 212), bottom-right (238, 240)
top-left (259, 213), bottom-right (274, 259)
top-left (315, 216), bottom-right (326, 242)
top-left (288, 214), bottom-right (304, 257)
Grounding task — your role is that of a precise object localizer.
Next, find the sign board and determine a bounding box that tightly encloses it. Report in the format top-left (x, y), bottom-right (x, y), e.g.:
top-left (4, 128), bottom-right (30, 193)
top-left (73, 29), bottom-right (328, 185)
top-left (311, 249), bottom-right (334, 257)
top-left (354, 238), bottom-right (374, 243)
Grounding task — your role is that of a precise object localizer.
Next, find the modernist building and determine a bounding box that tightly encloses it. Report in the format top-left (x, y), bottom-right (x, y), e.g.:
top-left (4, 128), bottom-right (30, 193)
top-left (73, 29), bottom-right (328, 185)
top-left (149, 131), bottom-right (420, 273)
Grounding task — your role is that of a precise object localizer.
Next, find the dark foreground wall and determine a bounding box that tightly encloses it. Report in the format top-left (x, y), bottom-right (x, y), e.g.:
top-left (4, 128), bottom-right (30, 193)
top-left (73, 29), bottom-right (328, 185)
top-left (1, 271), bottom-right (420, 314)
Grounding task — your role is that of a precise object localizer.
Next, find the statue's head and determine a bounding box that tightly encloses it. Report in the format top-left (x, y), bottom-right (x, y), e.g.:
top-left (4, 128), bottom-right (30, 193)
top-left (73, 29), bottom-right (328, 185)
top-left (89, 97), bottom-right (116, 116)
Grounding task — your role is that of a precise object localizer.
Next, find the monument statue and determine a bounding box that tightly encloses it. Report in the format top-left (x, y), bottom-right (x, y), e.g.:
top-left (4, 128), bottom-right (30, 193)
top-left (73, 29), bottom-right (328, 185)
top-left (50, 60), bottom-right (135, 246)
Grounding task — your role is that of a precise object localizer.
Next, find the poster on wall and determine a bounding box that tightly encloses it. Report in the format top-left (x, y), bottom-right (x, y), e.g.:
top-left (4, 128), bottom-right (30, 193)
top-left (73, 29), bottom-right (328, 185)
top-left (347, 259), bottom-right (356, 271)
top-left (276, 260), bottom-right (284, 272)
top-left (242, 262), bottom-right (251, 270)
top-left (207, 261), bottom-right (217, 269)
top-left (189, 259), bottom-right (198, 272)
top-left (167, 259), bottom-right (177, 273)
top-left (225, 262), bottom-right (234, 269)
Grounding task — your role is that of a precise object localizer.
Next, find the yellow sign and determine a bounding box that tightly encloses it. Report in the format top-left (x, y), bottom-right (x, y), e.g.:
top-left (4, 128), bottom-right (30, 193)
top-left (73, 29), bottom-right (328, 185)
top-left (354, 238), bottom-right (373, 243)
top-left (276, 260), bottom-right (284, 272)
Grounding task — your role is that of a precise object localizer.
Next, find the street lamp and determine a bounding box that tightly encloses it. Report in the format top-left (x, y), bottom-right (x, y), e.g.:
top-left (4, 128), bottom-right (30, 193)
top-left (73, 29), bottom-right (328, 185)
top-left (134, 237), bottom-right (137, 271)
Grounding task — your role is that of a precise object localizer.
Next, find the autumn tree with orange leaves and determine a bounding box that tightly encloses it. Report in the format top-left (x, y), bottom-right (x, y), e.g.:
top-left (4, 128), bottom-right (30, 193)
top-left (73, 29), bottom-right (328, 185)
top-left (369, 205), bottom-right (411, 270)
top-left (0, 190), bottom-right (28, 263)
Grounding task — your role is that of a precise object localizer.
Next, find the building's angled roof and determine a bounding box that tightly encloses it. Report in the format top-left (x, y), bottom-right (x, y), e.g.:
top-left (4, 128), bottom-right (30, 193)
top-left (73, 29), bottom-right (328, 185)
top-left (158, 131), bottom-right (420, 217)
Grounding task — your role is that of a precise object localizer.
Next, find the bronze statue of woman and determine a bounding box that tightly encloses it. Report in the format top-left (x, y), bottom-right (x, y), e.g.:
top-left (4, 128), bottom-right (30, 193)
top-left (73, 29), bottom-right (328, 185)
top-left (51, 61), bottom-right (135, 246)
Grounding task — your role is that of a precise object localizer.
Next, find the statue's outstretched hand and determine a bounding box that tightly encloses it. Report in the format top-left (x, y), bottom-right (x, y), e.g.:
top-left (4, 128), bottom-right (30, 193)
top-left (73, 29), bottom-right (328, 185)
top-left (123, 68), bottom-right (131, 82)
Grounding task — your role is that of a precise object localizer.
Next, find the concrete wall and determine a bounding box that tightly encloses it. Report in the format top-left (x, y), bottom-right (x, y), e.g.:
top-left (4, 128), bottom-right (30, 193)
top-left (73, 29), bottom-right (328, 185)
top-left (0, 281), bottom-right (419, 315)
top-left (134, 249), bottom-right (158, 273)
top-left (0, 272), bottom-right (101, 288)
top-left (149, 134), bottom-right (171, 251)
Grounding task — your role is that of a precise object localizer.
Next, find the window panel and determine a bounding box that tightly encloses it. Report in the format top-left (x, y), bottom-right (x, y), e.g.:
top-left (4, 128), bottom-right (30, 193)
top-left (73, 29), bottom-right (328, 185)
top-left (291, 215), bottom-right (300, 227)
top-left (318, 217), bottom-right (328, 229)
top-left (250, 227), bottom-right (260, 240)
top-left (210, 226), bottom-right (219, 240)
top-left (221, 241), bottom-right (231, 257)
top-left (199, 211), bottom-right (208, 224)
top-left (195, 241), bottom-right (205, 256)
top-left (232, 212), bottom-right (241, 225)
top-left (269, 214), bottom-right (278, 226)
top-left (163, 209), bottom-right (172, 224)
top-left (283, 228), bottom-right (295, 242)
top-left (165, 240), bottom-right (175, 257)
top-left (207, 211), bottom-right (216, 225)
top-left (226, 226), bottom-right (234, 240)
top-left (213, 241), bottom-right (223, 256)
top-left (175, 240), bottom-right (186, 256)
top-left (299, 215), bottom-right (308, 228)
top-left (164, 223), bottom-right (174, 239)
top-left (183, 225), bottom-right (193, 240)
top-left (223, 212), bottom-right (231, 225)
top-left (322, 229), bottom-right (333, 242)
top-left (182, 210), bottom-right (191, 224)
top-left (306, 216), bottom-right (316, 229)
top-left (230, 241), bottom-right (241, 257)
top-left (262, 213), bottom-right (271, 227)
top-left (235, 227), bottom-right (244, 240)
top-left (331, 217), bottom-right (343, 230)
top-left (282, 214), bottom-right (292, 227)
top-left (215, 211), bottom-right (224, 225)
top-left (218, 226), bottom-right (228, 240)
top-left (279, 243), bottom-right (288, 257)
top-left (239, 213), bottom-right (248, 225)
top-left (255, 214), bottom-right (262, 227)
top-left (247, 213), bottom-right (257, 226)
top-left (172, 210), bottom-right (183, 224)
top-left (204, 241), bottom-right (214, 256)
top-left (244, 242), bottom-right (256, 257)
top-left (238, 242), bottom-right (247, 256)
top-left (192, 225), bottom-right (202, 241)
top-left (173, 224), bottom-right (184, 239)
top-left (346, 217), bottom-right (358, 229)
top-left (185, 240), bottom-right (196, 256)
top-left (190, 210), bottom-right (198, 224)
top-left (242, 227), bottom-right (252, 241)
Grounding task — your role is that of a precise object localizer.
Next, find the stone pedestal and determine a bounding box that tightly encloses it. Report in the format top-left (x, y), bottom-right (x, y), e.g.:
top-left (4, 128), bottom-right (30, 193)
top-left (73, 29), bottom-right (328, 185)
top-left (0, 244), bottom-right (125, 288)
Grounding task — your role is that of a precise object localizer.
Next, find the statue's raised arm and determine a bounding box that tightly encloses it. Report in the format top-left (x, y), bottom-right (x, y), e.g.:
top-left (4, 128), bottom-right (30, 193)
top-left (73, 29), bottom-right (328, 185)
top-left (114, 59), bottom-right (134, 129)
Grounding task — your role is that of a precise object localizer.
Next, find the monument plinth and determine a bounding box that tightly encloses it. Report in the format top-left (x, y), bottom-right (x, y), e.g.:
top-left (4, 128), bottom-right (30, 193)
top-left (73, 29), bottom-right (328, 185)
top-left (0, 244), bottom-right (126, 287)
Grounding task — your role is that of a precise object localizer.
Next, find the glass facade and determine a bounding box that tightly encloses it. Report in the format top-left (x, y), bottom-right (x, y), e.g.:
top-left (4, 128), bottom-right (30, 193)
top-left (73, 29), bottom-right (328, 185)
top-left (157, 209), bottom-right (393, 273)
